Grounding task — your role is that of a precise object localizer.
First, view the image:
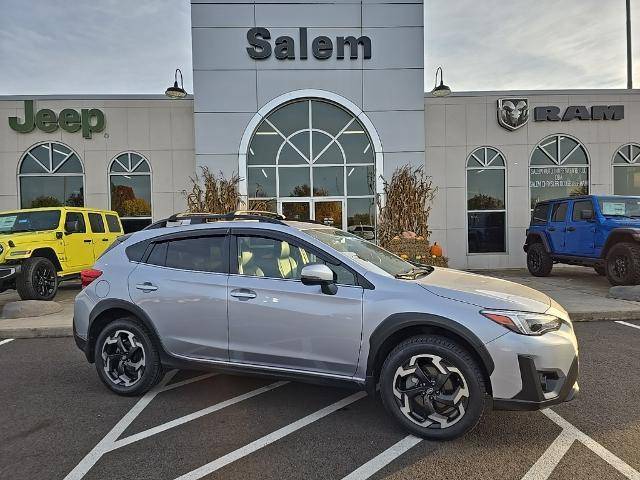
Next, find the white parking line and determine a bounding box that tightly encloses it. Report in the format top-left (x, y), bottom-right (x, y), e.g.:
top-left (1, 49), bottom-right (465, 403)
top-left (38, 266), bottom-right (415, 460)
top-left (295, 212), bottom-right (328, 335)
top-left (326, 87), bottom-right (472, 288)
top-left (341, 435), bottom-right (422, 480)
top-left (520, 408), bottom-right (640, 480)
top-left (615, 321), bottom-right (640, 331)
top-left (0, 338), bottom-right (14, 347)
top-left (174, 391), bottom-right (368, 480)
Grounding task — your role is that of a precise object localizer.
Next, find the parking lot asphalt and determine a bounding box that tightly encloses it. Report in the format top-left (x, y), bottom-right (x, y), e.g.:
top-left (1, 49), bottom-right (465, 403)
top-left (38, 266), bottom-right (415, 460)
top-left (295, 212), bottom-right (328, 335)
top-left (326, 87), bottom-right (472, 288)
top-left (1, 320), bottom-right (639, 480)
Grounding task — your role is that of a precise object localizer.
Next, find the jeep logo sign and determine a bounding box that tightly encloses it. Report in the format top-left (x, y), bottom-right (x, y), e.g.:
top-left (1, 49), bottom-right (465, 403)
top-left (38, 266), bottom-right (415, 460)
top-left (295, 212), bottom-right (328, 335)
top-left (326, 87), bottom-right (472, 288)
top-left (9, 100), bottom-right (106, 139)
top-left (247, 27), bottom-right (372, 60)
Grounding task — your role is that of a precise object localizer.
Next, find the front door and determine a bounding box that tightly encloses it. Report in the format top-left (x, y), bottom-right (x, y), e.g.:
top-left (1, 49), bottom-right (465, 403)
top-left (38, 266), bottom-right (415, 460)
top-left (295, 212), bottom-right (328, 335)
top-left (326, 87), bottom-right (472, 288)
top-left (63, 211), bottom-right (95, 269)
top-left (548, 202), bottom-right (568, 254)
top-left (127, 233), bottom-right (229, 360)
top-left (228, 231), bottom-right (363, 376)
top-left (567, 199), bottom-right (596, 256)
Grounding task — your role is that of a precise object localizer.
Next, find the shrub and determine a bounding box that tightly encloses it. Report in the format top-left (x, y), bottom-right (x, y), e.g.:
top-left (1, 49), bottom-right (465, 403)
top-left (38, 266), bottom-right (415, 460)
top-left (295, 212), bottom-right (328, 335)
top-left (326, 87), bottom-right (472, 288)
top-left (183, 167), bottom-right (242, 214)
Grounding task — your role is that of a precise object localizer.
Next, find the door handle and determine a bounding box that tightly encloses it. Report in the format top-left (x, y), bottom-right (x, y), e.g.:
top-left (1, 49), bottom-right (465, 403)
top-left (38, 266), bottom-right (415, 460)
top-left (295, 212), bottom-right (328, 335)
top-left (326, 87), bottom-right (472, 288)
top-left (548, 227), bottom-right (555, 231)
top-left (566, 226), bottom-right (576, 232)
top-left (84, 239), bottom-right (92, 243)
top-left (102, 238), bottom-right (109, 242)
top-left (136, 282), bottom-right (158, 292)
top-left (230, 289), bottom-right (257, 300)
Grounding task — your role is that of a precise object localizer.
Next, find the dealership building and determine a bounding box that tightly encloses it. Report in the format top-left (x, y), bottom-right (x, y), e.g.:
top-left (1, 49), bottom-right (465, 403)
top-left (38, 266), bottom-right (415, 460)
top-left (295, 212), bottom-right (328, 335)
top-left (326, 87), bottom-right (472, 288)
top-left (1, 0), bottom-right (639, 269)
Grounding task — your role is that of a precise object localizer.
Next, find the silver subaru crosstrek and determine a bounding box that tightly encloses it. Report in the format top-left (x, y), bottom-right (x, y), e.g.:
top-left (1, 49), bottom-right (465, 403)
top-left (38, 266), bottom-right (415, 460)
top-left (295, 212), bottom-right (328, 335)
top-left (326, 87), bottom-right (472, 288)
top-left (73, 214), bottom-right (578, 439)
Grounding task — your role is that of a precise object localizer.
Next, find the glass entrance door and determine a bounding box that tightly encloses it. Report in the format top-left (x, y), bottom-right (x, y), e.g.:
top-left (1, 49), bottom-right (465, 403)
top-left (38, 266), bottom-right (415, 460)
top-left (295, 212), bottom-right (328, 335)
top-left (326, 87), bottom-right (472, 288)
top-left (279, 199), bottom-right (344, 228)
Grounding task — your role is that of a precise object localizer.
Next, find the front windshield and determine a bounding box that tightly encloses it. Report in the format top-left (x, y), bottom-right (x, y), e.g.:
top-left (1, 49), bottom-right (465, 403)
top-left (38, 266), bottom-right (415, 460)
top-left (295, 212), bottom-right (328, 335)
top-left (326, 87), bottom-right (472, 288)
top-left (597, 197), bottom-right (640, 218)
top-left (0, 210), bottom-right (61, 234)
top-left (304, 228), bottom-right (428, 278)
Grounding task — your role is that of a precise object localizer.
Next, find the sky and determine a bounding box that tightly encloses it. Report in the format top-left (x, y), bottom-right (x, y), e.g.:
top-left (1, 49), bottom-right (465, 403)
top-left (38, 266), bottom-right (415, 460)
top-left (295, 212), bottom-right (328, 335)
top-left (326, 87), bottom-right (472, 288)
top-left (0, 0), bottom-right (638, 95)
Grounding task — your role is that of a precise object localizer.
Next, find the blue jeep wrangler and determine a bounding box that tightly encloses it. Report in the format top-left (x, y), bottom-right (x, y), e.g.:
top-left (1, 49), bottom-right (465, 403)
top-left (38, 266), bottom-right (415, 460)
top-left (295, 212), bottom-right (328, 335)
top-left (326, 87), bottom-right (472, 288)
top-left (524, 195), bottom-right (640, 285)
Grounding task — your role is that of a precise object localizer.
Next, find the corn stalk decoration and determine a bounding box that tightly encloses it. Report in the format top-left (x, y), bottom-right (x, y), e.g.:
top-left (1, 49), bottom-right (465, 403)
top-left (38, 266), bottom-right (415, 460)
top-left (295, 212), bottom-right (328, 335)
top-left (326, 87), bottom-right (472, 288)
top-left (376, 165), bottom-right (437, 249)
top-left (182, 167), bottom-right (243, 214)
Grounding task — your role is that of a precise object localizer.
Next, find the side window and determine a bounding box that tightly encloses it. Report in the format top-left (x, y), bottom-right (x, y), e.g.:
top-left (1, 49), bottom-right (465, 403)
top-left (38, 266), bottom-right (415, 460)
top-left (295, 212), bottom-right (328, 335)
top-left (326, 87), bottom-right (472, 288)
top-left (165, 236), bottom-right (226, 273)
top-left (572, 200), bottom-right (594, 221)
top-left (236, 235), bottom-right (356, 285)
top-left (551, 202), bottom-right (568, 222)
top-left (88, 213), bottom-right (105, 233)
top-left (105, 214), bottom-right (122, 233)
top-left (531, 204), bottom-right (550, 224)
top-left (146, 242), bottom-right (167, 266)
top-left (65, 212), bottom-right (86, 233)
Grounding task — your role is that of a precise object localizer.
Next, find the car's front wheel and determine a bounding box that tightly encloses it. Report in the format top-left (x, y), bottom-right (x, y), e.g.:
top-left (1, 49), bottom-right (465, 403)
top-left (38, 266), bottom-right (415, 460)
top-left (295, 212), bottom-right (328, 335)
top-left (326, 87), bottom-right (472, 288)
top-left (94, 318), bottom-right (162, 396)
top-left (16, 257), bottom-right (58, 301)
top-left (527, 243), bottom-right (553, 277)
top-left (606, 242), bottom-right (640, 286)
top-left (379, 335), bottom-right (487, 440)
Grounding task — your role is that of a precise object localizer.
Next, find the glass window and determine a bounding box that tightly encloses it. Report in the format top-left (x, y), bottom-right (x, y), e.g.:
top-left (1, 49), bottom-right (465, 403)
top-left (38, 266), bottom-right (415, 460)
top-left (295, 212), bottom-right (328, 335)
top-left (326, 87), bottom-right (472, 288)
top-left (65, 212), bottom-right (86, 233)
top-left (165, 236), bottom-right (226, 273)
top-left (105, 214), bottom-right (122, 233)
top-left (18, 142), bottom-right (84, 208)
top-left (531, 204), bottom-right (550, 224)
top-left (347, 198), bottom-right (376, 238)
top-left (613, 144), bottom-right (640, 195)
top-left (597, 196), bottom-right (640, 217)
top-left (88, 213), bottom-right (105, 233)
top-left (146, 242), bottom-right (167, 267)
top-left (572, 200), bottom-right (594, 221)
top-left (552, 202), bottom-right (568, 222)
top-left (109, 152), bottom-right (152, 233)
top-left (466, 147), bottom-right (507, 253)
top-left (0, 210), bottom-right (61, 233)
top-left (246, 99), bottom-right (375, 230)
top-left (529, 135), bottom-right (589, 208)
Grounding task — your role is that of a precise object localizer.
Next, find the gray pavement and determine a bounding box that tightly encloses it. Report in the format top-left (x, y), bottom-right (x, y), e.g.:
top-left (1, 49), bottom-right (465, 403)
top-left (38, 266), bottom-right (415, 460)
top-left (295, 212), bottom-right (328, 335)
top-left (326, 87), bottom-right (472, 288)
top-left (1, 320), bottom-right (639, 480)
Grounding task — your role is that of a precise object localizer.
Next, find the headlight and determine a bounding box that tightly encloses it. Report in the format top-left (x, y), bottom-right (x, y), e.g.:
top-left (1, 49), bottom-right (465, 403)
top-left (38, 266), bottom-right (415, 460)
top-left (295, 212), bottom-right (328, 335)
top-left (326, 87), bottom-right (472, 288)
top-left (481, 310), bottom-right (563, 336)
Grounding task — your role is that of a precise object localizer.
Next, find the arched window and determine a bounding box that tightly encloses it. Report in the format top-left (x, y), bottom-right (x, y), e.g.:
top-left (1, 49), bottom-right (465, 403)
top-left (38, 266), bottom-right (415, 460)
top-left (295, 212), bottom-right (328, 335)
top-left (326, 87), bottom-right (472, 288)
top-left (18, 142), bottom-right (84, 208)
top-left (246, 98), bottom-right (376, 231)
top-left (612, 143), bottom-right (640, 195)
top-left (109, 152), bottom-right (152, 232)
top-left (529, 134), bottom-right (589, 208)
top-left (466, 147), bottom-right (506, 253)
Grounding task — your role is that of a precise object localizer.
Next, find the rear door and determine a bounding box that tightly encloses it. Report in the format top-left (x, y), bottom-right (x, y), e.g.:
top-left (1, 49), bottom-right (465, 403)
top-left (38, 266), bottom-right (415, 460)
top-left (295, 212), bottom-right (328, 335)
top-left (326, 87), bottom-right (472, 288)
top-left (548, 202), bottom-right (569, 253)
top-left (62, 211), bottom-right (94, 269)
top-left (127, 231), bottom-right (229, 360)
top-left (87, 212), bottom-right (110, 259)
top-left (567, 199), bottom-right (596, 256)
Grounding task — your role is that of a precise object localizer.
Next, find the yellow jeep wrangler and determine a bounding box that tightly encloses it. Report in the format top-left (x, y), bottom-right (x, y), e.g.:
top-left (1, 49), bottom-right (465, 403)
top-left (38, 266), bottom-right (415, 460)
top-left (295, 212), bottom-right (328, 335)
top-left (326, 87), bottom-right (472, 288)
top-left (0, 207), bottom-right (123, 301)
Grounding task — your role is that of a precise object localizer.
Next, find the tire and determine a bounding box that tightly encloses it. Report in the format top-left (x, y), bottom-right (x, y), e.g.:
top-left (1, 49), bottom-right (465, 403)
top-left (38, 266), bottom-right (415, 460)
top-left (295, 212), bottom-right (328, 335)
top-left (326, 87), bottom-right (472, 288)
top-left (605, 242), bottom-right (640, 286)
top-left (94, 317), bottom-right (163, 396)
top-left (527, 243), bottom-right (553, 277)
top-left (16, 257), bottom-right (58, 301)
top-left (379, 335), bottom-right (487, 440)
top-left (594, 265), bottom-right (606, 276)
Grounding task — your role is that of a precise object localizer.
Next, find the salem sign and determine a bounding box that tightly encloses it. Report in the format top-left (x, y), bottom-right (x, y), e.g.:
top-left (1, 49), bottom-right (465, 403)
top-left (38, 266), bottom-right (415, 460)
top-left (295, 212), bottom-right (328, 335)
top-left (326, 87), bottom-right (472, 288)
top-left (247, 27), bottom-right (372, 60)
top-left (9, 100), bottom-right (105, 139)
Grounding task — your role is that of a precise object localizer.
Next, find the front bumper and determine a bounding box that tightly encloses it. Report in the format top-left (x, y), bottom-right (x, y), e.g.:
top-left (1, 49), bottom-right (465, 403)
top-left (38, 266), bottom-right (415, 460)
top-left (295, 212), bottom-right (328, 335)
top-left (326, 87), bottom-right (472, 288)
top-left (493, 355), bottom-right (579, 410)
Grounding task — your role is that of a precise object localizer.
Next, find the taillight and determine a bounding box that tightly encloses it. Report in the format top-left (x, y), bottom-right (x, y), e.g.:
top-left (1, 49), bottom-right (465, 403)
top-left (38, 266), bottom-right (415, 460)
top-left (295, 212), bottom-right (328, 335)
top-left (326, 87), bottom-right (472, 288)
top-left (81, 268), bottom-right (102, 288)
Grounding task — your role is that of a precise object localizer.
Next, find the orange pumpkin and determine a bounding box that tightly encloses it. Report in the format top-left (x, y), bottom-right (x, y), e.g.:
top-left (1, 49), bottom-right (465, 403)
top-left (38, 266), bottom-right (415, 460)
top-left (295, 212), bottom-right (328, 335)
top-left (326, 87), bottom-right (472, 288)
top-left (430, 242), bottom-right (443, 257)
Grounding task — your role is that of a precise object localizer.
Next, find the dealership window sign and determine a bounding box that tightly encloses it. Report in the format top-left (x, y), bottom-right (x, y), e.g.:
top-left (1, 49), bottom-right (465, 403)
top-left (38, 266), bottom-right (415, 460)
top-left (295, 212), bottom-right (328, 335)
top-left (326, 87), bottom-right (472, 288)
top-left (497, 98), bottom-right (624, 131)
top-left (247, 27), bottom-right (371, 60)
top-left (8, 100), bottom-right (105, 139)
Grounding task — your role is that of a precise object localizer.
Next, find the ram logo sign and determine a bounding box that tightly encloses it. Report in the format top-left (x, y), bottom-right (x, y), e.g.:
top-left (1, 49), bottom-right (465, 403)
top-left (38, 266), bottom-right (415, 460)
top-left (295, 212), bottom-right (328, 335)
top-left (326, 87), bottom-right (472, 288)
top-left (497, 98), bottom-right (529, 131)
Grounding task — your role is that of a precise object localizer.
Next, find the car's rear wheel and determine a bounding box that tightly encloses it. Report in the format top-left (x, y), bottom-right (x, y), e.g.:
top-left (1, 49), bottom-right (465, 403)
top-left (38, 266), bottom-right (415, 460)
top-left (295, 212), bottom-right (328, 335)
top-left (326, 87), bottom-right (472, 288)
top-left (16, 257), bottom-right (58, 301)
top-left (527, 243), bottom-right (553, 277)
top-left (605, 242), bottom-right (640, 286)
top-left (594, 265), bottom-right (606, 276)
top-left (379, 335), bottom-right (487, 440)
top-left (94, 318), bottom-right (162, 396)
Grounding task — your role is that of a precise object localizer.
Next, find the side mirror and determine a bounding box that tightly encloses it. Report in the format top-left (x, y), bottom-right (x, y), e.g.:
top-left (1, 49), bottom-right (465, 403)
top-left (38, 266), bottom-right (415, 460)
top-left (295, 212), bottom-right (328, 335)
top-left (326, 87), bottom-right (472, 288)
top-left (65, 220), bottom-right (79, 234)
top-left (580, 210), bottom-right (594, 221)
top-left (301, 264), bottom-right (337, 295)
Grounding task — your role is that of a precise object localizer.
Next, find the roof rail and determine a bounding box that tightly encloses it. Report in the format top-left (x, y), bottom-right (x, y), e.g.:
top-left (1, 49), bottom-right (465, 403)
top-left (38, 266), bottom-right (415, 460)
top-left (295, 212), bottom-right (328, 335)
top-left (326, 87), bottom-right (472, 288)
top-left (164, 212), bottom-right (287, 226)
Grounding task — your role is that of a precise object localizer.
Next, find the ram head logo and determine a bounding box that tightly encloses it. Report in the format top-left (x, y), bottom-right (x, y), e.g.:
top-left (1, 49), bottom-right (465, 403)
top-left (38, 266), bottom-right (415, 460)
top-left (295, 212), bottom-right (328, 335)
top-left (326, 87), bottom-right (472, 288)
top-left (497, 98), bottom-right (529, 131)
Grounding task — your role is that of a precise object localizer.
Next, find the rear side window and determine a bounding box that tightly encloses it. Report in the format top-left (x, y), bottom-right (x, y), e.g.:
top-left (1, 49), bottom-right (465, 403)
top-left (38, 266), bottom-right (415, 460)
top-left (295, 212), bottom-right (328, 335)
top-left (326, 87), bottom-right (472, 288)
top-left (125, 240), bottom-right (151, 262)
top-left (106, 214), bottom-right (122, 233)
top-left (551, 203), bottom-right (568, 222)
top-left (572, 200), bottom-right (594, 221)
top-left (165, 236), bottom-right (226, 273)
top-left (531, 204), bottom-right (550, 224)
top-left (146, 242), bottom-right (168, 266)
top-left (88, 213), bottom-right (105, 233)
top-left (65, 212), bottom-right (86, 233)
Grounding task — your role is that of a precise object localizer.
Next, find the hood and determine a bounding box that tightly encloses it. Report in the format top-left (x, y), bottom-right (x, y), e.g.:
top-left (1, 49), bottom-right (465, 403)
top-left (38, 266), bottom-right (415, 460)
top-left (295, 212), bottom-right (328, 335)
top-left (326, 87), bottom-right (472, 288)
top-left (416, 268), bottom-right (551, 313)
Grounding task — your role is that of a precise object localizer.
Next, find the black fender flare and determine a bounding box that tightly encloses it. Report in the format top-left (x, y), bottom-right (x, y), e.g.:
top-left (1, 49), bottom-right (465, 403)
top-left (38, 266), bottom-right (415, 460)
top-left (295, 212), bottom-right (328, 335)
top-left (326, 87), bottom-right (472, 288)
top-left (365, 312), bottom-right (495, 393)
top-left (86, 298), bottom-right (167, 362)
top-left (524, 232), bottom-right (551, 253)
top-left (601, 228), bottom-right (640, 258)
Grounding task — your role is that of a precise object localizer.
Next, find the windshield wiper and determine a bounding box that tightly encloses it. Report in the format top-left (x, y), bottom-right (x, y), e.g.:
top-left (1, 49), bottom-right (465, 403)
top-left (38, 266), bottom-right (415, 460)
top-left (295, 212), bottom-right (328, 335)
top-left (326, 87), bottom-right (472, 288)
top-left (395, 266), bottom-right (433, 279)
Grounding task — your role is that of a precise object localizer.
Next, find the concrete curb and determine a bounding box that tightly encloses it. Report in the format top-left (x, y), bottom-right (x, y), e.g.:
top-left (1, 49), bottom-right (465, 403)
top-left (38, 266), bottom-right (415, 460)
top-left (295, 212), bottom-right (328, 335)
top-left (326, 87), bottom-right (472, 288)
top-left (2, 309), bottom-right (640, 339)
